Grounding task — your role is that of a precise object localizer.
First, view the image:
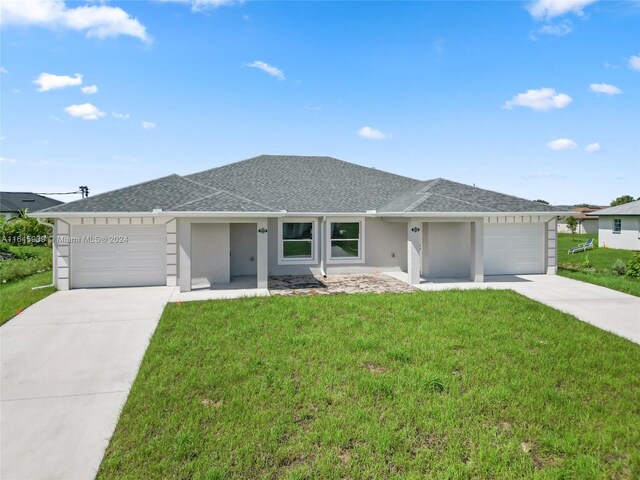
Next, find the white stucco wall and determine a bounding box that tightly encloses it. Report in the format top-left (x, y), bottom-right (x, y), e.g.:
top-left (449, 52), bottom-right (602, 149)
top-left (422, 222), bottom-right (471, 278)
top-left (598, 216), bottom-right (640, 250)
top-left (191, 223), bottom-right (230, 288)
top-left (230, 223), bottom-right (257, 276)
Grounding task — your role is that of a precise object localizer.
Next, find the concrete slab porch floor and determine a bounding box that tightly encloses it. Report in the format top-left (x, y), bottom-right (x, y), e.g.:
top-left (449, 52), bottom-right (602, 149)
top-left (0, 286), bottom-right (174, 480)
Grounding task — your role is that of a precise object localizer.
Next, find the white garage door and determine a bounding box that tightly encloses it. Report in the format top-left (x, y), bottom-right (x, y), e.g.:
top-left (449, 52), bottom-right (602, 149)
top-left (71, 225), bottom-right (166, 288)
top-left (484, 223), bottom-right (545, 275)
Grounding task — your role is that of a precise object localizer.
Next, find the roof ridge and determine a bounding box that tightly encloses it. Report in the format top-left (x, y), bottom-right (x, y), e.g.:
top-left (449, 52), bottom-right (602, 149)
top-left (171, 178), bottom-right (277, 212)
top-left (168, 191), bottom-right (223, 210)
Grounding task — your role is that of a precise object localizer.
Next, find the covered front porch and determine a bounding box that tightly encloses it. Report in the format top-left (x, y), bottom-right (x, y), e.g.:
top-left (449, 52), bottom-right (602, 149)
top-left (405, 218), bottom-right (485, 285)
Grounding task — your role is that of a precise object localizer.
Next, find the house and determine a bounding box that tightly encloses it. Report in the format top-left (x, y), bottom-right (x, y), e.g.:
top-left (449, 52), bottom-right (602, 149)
top-left (587, 200), bottom-right (640, 250)
top-left (0, 192), bottom-right (63, 219)
top-left (557, 206), bottom-right (602, 234)
top-left (34, 155), bottom-right (570, 291)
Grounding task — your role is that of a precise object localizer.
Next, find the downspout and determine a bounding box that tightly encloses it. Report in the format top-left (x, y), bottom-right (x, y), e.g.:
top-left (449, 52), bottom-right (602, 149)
top-left (32, 218), bottom-right (56, 290)
top-left (319, 216), bottom-right (327, 277)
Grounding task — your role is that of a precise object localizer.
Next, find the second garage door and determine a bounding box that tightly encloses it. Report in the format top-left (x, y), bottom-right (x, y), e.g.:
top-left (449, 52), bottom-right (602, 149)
top-left (484, 223), bottom-right (545, 275)
top-left (71, 225), bottom-right (166, 288)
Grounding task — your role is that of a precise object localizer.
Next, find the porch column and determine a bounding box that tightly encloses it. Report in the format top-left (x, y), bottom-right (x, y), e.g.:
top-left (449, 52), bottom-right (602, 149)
top-left (470, 220), bottom-right (484, 283)
top-left (178, 219), bottom-right (192, 292)
top-left (407, 220), bottom-right (421, 285)
top-left (257, 219), bottom-right (269, 289)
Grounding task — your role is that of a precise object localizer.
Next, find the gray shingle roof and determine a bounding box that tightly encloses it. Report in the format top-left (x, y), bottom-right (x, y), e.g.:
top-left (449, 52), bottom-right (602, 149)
top-left (0, 192), bottom-right (62, 213)
top-left (588, 200), bottom-right (640, 216)
top-left (39, 155), bottom-right (566, 215)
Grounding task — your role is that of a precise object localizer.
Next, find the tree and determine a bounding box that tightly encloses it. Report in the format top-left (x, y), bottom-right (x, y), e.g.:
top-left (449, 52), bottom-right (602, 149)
top-left (534, 199), bottom-right (549, 205)
top-left (566, 216), bottom-right (578, 239)
top-left (610, 195), bottom-right (635, 206)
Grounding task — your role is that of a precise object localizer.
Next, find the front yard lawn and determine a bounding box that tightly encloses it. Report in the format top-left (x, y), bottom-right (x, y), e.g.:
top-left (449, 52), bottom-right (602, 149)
top-left (99, 291), bottom-right (640, 479)
top-left (558, 233), bottom-right (639, 297)
top-left (0, 271), bottom-right (55, 325)
top-left (0, 243), bottom-right (52, 283)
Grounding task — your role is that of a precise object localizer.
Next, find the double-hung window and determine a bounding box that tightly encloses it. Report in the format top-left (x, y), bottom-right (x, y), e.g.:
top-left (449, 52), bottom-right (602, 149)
top-left (279, 220), bottom-right (316, 264)
top-left (613, 218), bottom-right (622, 234)
top-left (328, 219), bottom-right (364, 263)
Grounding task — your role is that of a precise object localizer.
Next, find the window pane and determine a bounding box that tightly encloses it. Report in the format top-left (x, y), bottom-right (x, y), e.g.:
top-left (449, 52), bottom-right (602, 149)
top-left (283, 240), bottom-right (312, 258)
top-left (331, 240), bottom-right (359, 258)
top-left (283, 222), bottom-right (313, 240)
top-left (330, 222), bottom-right (360, 240)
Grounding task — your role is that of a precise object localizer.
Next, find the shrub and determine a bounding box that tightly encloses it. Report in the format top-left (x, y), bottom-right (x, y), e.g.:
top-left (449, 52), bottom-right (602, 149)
top-left (612, 259), bottom-right (627, 276)
top-left (0, 217), bottom-right (51, 246)
top-left (626, 253), bottom-right (640, 279)
top-left (582, 254), bottom-right (592, 269)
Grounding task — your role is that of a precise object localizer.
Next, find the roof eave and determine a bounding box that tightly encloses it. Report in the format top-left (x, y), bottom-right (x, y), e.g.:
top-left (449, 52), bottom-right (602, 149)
top-left (32, 210), bottom-right (571, 218)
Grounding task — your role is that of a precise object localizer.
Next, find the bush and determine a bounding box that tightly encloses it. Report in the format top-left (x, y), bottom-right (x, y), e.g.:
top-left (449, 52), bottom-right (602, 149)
top-left (0, 217), bottom-right (51, 246)
top-left (626, 253), bottom-right (640, 279)
top-left (612, 259), bottom-right (627, 276)
top-left (0, 245), bottom-right (52, 283)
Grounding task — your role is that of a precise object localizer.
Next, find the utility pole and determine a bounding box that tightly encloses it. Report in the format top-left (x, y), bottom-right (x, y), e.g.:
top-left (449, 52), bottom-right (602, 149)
top-left (79, 186), bottom-right (90, 198)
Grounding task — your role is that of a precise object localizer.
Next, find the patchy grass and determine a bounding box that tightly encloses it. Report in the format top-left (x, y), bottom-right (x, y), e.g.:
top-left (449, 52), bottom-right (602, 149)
top-left (0, 244), bottom-right (52, 283)
top-left (558, 233), bottom-right (639, 297)
top-left (98, 291), bottom-right (640, 479)
top-left (0, 271), bottom-right (55, 325)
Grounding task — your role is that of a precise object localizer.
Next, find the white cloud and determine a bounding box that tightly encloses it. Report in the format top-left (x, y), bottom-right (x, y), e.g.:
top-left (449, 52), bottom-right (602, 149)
top-left (34, 72), bottom-right (82, 92)
top-left (112, 112), bottom-right (130, 119)
top-left (604, 61), bottom-right (618, 70)
top-left (589, 83), bottom-right (622, 95)
top-left (0, 0), bottom-right (150, 42)
top-left (527, 0), bottom-right (597, 20)
top-left (0, 156), bottom-right (17, 163)
top-left (533, 20), bottom-right (572, 38)
top-left (546, 138), bottom-right (577, 150)
top-left (504, 87), bottom-right (572, 111)
top-left (584, 142), bottom-right (601, 153)
top-left (357, 126), bottom-right (389, 140)
top-left (141, 121), bottom-right (156, 129)
top-left (64, 103), bottom-right (105, 120)
top-left (0, 66), bottom-right (7, 74)
top-left (156, 0), bottom-right (243, 12)
top-left (245, 60), bottom-right (285, 80)
top-left (81, 84), bottom-right (98, 94)
top-left (629, 55), bottom-right (640, 71)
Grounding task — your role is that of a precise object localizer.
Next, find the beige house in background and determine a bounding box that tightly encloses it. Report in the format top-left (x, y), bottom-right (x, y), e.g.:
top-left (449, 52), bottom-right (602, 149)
top-left (557, 206), bottom-right (603, 235)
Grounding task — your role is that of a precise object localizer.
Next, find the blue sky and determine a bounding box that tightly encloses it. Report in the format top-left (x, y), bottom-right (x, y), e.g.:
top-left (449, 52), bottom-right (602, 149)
top-left (1, 0), bottom-right (639, 205)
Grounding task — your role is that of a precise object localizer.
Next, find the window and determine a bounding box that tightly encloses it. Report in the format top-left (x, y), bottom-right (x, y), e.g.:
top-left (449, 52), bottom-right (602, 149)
top-left (613, 218), bottom-right (622, 234)
top-left (278, 219), bottom-right (316, 264)
top-left (328, 219), bottom-right (364, 263)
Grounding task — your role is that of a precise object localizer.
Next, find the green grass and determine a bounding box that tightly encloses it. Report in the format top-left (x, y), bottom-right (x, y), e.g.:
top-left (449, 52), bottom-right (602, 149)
top-left (0, 244), bottom-right (53, 283)
top-left (557, 233), bottom-right (639, 297)
top-left (0, 271), bottom-right (55, 325)
top-left (98, 291), bottom-right (640, 479)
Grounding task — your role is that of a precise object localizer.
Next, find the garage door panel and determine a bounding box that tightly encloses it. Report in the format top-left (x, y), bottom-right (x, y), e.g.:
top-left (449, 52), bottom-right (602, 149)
top-left (71, 225), bottom-right (166, 288)
top-left (484, 223), bottom-right (544, 275)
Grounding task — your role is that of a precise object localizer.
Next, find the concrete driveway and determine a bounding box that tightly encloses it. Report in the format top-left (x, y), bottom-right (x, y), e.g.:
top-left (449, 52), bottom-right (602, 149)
top-left (416, 274), bottom-right (640, 344)
top-left (1, 286), bottom-right (174, 480)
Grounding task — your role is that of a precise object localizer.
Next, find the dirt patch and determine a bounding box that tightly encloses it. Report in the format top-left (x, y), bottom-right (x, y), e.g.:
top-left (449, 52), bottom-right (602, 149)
top-left (365, 363), bottom-right (388, 374)
top-left (269, 273), bottom-right (416, 296)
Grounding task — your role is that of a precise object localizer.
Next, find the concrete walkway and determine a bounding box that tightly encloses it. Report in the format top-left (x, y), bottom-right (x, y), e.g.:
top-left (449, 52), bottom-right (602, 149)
top-left (414, 274), bottom-right (640, 344)
top-left (1, 286), bottom-right (173, 480)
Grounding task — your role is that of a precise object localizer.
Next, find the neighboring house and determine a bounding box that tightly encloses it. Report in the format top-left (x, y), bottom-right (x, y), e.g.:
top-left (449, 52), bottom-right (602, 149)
top-left (557, 206), bottom-right (602, 234)
top-left (34, 155), bottom-right (571, 291)
top-left (588, 200), bottom-right (640, 251)
top-left (0, 192), bottom-right (63, 219)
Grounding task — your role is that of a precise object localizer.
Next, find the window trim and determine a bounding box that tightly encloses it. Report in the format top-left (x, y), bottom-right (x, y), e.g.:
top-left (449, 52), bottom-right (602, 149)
top-left (613, 218), bottom-right (622, 234)
top-left (325, 217), bottom-right (366, 264)
top-left (277, 218), bottom-right (318, 265)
